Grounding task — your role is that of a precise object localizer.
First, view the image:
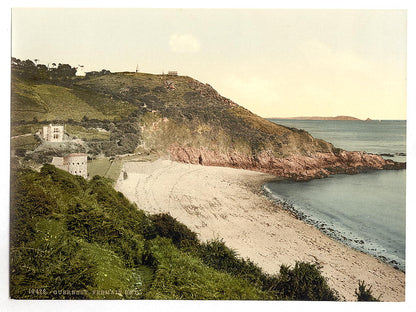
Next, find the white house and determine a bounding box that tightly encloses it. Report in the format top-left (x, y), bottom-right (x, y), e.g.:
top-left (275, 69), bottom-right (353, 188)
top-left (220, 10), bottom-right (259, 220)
top-left (52, 153), bottom-right (88, 179)
top-left (41, 124), bottom-right (64, 142)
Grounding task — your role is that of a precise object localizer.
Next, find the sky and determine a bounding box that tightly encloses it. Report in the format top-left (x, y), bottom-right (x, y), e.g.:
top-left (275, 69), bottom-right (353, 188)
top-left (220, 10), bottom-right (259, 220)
top-left (11, 8), bottom-right (407, 120)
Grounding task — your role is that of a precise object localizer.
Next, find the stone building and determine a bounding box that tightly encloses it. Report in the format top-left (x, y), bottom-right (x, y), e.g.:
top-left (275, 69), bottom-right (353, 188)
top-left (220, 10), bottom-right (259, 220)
top-left (52, 153), bottom-right (88, 179)
top-left (41, 124), bottom-right (64, 142)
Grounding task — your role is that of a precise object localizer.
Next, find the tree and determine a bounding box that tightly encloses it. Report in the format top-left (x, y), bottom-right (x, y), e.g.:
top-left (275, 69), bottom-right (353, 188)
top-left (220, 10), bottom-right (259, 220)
top-left (36, 64), bottom-right (49, 80)
top-left (50, 63), bottom-right (77, 80)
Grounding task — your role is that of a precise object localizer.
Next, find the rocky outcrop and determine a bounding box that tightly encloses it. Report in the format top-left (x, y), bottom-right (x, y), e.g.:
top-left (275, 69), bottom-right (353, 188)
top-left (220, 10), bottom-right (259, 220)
top-left (169, 145), bottom-right (405, 181)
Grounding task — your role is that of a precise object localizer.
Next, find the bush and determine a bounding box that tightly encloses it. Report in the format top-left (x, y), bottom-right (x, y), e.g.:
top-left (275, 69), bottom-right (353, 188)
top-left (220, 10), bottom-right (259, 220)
top-left (10, 167), bottom-right (149, 298)
top-left (10, 219), bottom-right (97, 299)
top-left (273, 262), bottom-right (340, 301)
top-left (355, 280), bottom-right (380, 301)
top-left (198, 239), bottom-right (264, 286)
top-left (144, 237), bottom-right (267, 300)
top-left (149, 213), bottom-right (200, 250)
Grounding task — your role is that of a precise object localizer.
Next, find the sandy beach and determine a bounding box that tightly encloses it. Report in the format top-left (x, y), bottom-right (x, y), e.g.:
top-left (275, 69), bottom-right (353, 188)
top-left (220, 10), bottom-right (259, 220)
top-left (115, 159), bottom-right (405, 301)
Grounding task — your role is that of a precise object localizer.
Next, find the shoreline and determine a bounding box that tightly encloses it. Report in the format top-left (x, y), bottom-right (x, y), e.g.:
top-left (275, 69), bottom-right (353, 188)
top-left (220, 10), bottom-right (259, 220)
top-left (261, 183), bottom-right (405, 273)
top-left (115, 159), bottom-right (405, 301)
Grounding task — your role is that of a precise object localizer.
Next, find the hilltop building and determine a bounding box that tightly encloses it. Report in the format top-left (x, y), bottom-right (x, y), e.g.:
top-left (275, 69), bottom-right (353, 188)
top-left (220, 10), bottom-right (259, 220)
top-left (52, 153), bottom-right (88, 179)
top-left (41, 124), bottom-right (64, 142)
top-left (167, 71), bottom-right (178, 76)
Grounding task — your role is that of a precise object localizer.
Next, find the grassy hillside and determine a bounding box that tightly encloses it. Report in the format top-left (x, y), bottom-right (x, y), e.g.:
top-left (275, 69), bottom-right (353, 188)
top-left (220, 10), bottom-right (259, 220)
top-left (10, 164), bottom-right (341, 300)
top-left (11, 79), bottom-right (136, 122)
top-left (74, 72), bottom-right (334, 157)
top-left (11, 64), bottom-right (335, 164)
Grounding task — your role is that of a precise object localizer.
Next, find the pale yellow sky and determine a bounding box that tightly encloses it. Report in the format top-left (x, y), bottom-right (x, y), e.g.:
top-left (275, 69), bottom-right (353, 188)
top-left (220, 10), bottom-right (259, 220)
top-left (12, 8), bottom-right (407, 120)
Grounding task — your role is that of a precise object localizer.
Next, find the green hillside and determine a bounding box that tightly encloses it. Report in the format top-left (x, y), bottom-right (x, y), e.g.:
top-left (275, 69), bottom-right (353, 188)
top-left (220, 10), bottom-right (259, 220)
top-left (11, 80), bottom-right (136, 122)
top-left (10, 164), bottom-right (340, 300)
top-left (11, 59), bottom-right (335, 165)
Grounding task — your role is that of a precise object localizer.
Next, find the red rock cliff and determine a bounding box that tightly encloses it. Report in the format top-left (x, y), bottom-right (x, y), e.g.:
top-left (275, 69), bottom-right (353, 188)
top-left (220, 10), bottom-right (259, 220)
top-left (169, 145), bottom-right (405, 181)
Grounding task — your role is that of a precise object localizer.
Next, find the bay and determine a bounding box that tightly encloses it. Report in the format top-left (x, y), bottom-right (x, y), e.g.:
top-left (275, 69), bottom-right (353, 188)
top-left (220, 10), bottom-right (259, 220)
top-left (265, 119), bottom-right (406, 271)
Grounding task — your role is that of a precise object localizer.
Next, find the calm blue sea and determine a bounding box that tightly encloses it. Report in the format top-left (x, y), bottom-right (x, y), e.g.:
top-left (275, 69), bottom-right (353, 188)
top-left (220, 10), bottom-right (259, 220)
top-left (265, 119), bottom-right (406, 271)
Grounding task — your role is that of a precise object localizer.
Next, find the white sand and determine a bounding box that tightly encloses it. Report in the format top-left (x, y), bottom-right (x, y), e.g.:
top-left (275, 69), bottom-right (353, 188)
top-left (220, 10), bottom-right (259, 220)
top-left (115, 159), bottom-right (405, 301)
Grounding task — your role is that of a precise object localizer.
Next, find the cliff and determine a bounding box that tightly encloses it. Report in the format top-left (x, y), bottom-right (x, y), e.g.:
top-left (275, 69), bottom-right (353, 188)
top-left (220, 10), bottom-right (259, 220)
top-left (169, 146), bottom-right (405, 181)
top-left (11, 65), bottom-right (404, 180)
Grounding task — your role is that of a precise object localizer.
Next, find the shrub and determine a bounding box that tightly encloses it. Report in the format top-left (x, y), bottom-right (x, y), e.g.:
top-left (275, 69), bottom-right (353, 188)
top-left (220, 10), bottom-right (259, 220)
top-left (10, 168), bottom-right (149, 298)
top-left (355, 280), bottom-right (380, 301)
top-left (273, 262), bottom-right (340, 301)
top-left (144, 237), bottom-right (267, 300)
top-left (198, 239), bottom-right (264, 286)
top-left (149, 213), bottom-right (200, 250)
top-left (10, 219), bottom-right (97, 299)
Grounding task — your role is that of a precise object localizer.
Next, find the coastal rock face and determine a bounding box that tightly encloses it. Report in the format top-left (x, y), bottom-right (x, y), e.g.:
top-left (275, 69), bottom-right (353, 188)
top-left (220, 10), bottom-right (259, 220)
top-left (169, 145), bottom-right (405, 181)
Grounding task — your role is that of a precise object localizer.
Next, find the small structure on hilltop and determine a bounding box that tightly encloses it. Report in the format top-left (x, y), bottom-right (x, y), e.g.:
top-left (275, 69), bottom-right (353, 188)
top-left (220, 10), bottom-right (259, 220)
top-left (52, 153), bottom-right (88, 179)
top-left (167, 71), bottom-right (178, 76)
top-left (41, 124), bottom-right (64, 142)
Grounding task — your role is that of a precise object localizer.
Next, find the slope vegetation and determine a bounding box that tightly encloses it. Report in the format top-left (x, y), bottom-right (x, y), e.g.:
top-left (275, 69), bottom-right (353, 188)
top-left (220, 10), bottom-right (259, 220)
top-left (10, 164), bottom-right (340, 300)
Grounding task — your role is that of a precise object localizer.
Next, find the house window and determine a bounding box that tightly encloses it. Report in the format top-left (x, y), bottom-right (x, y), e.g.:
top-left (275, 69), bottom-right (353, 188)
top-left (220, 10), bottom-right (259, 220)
top-left (54, 128), bottom-right (59, 133)
top-left (53, 134), bottom-right (59, 139)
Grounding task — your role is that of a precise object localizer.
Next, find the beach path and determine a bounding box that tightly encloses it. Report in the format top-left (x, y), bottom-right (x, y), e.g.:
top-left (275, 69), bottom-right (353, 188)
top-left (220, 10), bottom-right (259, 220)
top-left (115, 159), bottom-right (405, 301)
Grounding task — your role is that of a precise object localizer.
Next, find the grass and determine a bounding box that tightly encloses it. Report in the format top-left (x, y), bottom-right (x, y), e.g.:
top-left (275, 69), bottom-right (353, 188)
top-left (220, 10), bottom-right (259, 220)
top-left (88, 158), bottom-right (112, 178)
top-left (11, 123), bottom-right (43, 137)
top-left (11, 135), bottom-right (40, 151)
top-left (11, 78), bottom-right (136, 123)
top-left (88, 158), bottom-right (123, 182)
top-left (145, 237), bottom-right (267, 300)
top-left (80, 242), bottom-right (146, 299)
top-left (12, 83), bottom-right (106, 122)
top-left (105, 158), bottom-right (124, 181)
top-left (70, 87), bottom-right (136, 118)
top-left (65, 124), bottom-right (111, 141)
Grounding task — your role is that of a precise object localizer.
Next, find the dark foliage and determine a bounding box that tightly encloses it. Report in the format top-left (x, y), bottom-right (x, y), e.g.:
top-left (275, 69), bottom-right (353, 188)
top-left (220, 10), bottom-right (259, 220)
top-left (149, 213), bottom-right (200, 250)
top-left (272, 262), bottom-right (340, 301)
top-left (85, 69), bottom-right (111, 78)
top-left (12, 57), bottom-right (77, 81)
top-left (198, 239), bottom-right (264, 286)
top-left (10, 220), bottom-right (97, 299)
top-left (196, 240), bottom-right (339, 301)
top-left (355, 280), bottom-right (380, 301)
top-left (10, 167), bottom-right (149, 298)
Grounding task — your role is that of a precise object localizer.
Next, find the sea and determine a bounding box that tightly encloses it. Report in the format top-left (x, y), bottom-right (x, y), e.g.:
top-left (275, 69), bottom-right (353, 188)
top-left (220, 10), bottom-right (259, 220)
top-left (264, 119), bottom-right (406, 271)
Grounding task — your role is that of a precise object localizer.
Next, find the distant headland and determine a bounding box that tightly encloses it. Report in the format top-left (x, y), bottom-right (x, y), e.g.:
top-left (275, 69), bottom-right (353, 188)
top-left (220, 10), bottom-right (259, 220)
top-left (270, 116), bottom-right (372, 121)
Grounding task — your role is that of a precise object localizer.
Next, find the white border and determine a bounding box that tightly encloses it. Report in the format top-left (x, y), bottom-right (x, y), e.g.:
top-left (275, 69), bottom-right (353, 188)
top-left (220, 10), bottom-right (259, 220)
top-left (2, 2), bottom-right (415, 312)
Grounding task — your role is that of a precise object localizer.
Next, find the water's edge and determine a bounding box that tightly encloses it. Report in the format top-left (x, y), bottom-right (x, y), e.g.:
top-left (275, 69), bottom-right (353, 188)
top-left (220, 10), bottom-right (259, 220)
top-left (261, 181), bottom-right (405, 273)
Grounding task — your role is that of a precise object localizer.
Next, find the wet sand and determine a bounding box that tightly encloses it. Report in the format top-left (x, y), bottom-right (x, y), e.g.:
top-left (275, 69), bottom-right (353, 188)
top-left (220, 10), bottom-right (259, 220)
top-left (115, 159), bottom-right (405, 301)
